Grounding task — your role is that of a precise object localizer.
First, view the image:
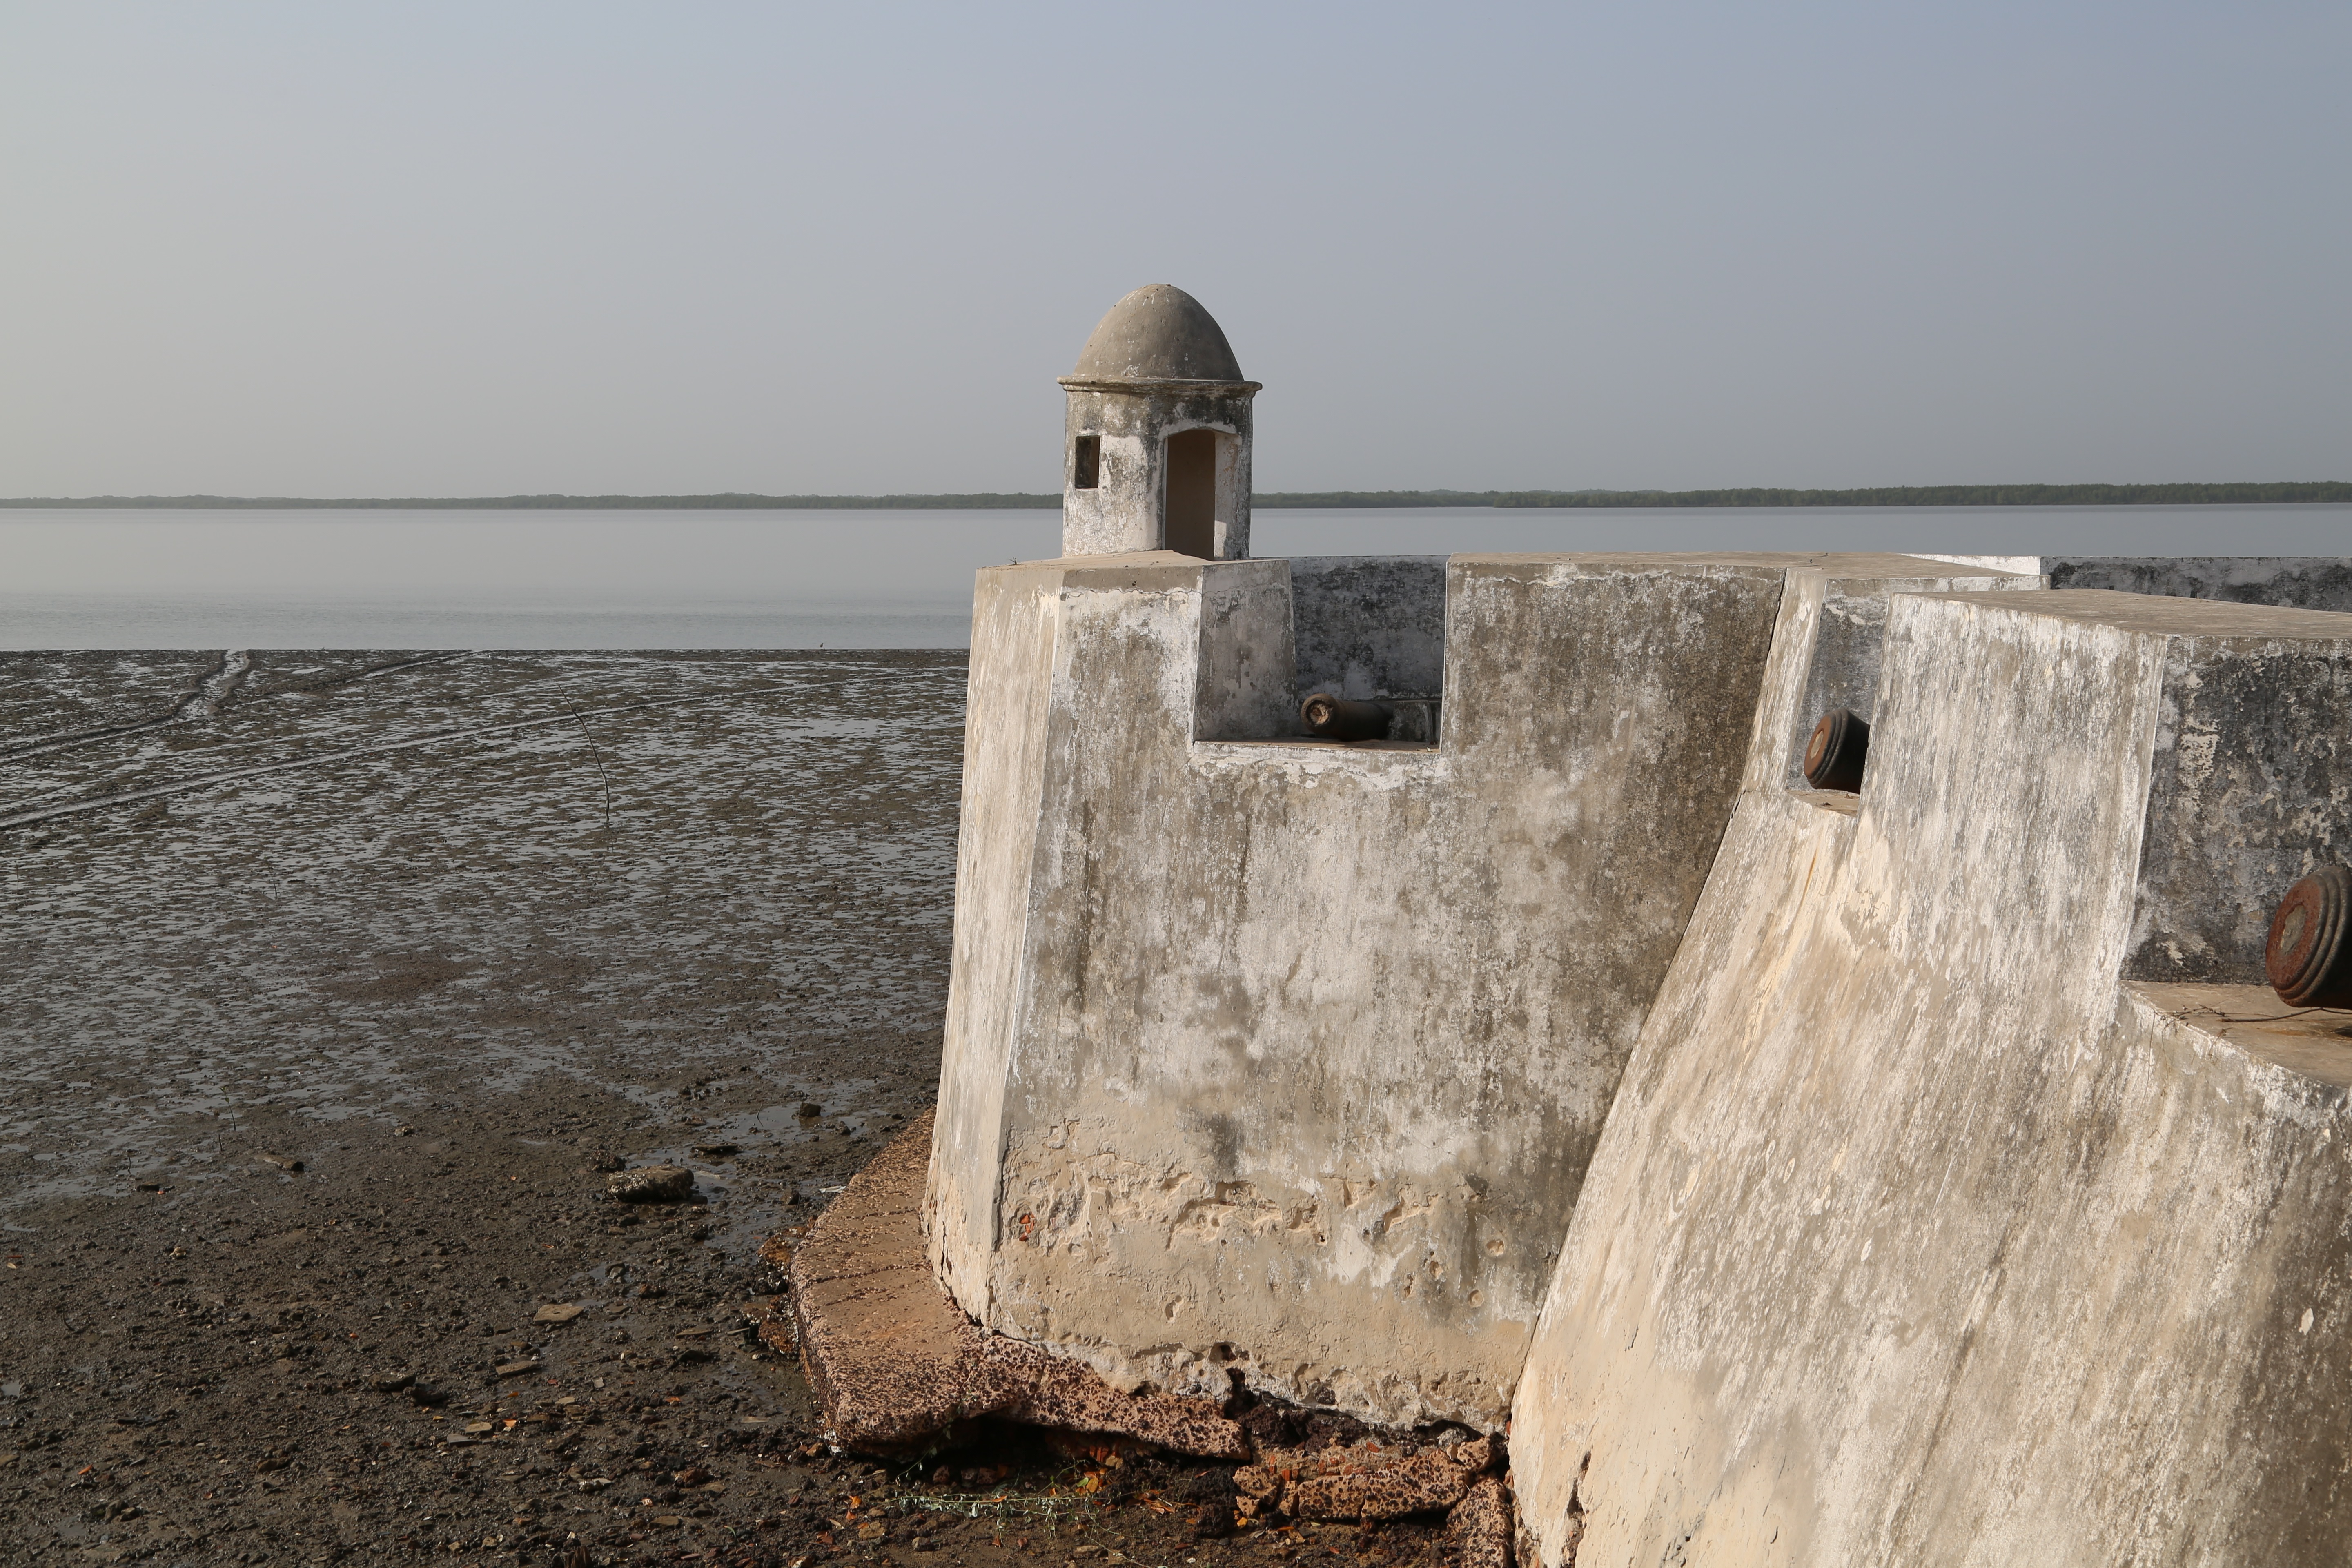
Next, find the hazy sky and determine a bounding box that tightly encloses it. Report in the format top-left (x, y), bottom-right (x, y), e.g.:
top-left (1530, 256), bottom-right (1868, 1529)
top-left (3, 2), bottom-right (2345, 498)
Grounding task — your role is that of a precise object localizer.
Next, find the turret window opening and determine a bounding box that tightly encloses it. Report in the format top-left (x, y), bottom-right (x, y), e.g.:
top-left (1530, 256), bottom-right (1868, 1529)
top-left (1072, 434), bottom-right (1101, 490)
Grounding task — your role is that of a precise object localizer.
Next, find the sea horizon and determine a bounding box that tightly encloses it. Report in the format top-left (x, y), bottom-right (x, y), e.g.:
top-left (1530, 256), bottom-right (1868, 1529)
top-left (6, 502), bottom-right (2348, 649)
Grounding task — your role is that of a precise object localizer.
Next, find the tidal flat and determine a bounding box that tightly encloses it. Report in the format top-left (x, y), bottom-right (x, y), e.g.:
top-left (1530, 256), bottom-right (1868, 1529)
top-left (0, 650), bottom-right (1447, 1566)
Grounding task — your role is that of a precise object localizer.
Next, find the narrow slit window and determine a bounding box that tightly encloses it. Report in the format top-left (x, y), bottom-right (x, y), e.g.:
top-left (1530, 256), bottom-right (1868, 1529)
top-left (1071, 434), bottom-right (1100, 490)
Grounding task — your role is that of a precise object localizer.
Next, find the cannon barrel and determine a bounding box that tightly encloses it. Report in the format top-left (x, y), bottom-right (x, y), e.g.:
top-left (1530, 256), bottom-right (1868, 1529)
top-left (2267, 865), bottom-right (2352, 1009)
top-left (1299, 693), bottom-right (1392, 742)
top-left (1802, 708), bottom-right (1871, 792)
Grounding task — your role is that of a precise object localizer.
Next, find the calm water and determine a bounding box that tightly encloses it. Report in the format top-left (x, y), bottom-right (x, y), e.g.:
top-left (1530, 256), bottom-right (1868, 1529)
top-left (4, 505), bottom-right (2345, 648)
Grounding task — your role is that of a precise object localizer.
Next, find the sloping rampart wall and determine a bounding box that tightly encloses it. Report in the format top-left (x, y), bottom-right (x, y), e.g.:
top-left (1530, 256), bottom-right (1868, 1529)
top-left (1510, 590), bottom-right (2352, 1566)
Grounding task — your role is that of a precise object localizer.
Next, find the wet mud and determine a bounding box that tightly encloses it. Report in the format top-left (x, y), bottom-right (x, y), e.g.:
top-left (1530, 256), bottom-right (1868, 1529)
top-left (0, 650), bottom-right (1454, 1567)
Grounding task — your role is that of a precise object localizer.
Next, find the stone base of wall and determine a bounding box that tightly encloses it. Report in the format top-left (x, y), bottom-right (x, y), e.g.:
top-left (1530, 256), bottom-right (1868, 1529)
top-left (776, 1111), bottom-right (1247, 1459)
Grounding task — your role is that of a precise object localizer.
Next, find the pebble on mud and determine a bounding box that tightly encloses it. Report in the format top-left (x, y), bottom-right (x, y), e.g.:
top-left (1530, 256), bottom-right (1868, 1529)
top-left (606, 1165), bottom-right (695, 1203)
top-left (532, 1302), bottom-right (586, 1324)
top-left (256, 1152), bottom-right (304, 1172)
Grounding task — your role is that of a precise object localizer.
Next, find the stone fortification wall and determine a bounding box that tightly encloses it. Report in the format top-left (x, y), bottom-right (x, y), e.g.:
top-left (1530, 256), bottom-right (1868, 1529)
top-left (2048, 555), bottom-right (2352, 612)
top-left (1287, 555), bottom-right (1448, 702)
top-left (1510, 589), bottom-right (2352, 1566)
top-left (925, 549), bottom-right (2034, 1430)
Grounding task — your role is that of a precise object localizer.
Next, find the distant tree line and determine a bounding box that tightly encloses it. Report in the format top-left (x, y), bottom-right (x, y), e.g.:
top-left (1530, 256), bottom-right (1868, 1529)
top-left (1258, 483), bottom-right (2352, 507)
top-left (5, 482), bottom-right (2345, 510)
top-left (1477, 482), bottom-right (2352, 508)
top-left (1252, 490), bottom-right (1507, 508)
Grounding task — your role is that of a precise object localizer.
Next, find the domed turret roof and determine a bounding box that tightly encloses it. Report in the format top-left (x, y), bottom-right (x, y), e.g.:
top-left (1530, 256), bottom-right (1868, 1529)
top-left (1069, 285), bottom-right (1245, 383)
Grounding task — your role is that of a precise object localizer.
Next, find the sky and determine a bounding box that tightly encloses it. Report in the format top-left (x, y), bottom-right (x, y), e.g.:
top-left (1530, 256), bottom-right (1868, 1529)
top-left (2, 2), bottom-right (2346, 499)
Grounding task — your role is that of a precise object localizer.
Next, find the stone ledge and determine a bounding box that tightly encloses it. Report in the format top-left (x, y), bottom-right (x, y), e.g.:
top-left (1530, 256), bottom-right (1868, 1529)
top-left (768, 1111), bottom-right (1249, 1459)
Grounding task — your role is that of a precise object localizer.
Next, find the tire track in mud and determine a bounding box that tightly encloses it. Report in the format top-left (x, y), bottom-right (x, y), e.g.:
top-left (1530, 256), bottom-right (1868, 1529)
top-left (0, 648), bottom-right (463, 765)
top-left (261, 648), bottom-right (470, 697)
top-left (0, 647), bottom-right (249, 760)
top-left (0, 681), bottom-right (805, 832)
top-left (181, 646), bottom-right (252, 718)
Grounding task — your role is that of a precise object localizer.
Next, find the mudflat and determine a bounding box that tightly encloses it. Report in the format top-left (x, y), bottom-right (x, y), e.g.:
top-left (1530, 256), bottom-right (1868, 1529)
top-left (0, 648), bottom-right (1448, 1567)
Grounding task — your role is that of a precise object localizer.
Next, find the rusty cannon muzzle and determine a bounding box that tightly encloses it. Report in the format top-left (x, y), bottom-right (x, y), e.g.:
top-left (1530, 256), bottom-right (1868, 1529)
top-left (1299, 693), bottom-right (1392, 742)
top-left (1802, 707), bottom-right (1871, 793)
top-left (2267, 864), bottom-right (2352, 1009)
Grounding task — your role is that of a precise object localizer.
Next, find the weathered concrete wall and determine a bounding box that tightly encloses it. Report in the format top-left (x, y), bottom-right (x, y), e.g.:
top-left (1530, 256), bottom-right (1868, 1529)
top-left (927, 567), bottom-right (1067, 1308)
top-left (2127, 608), bottom-right (2352, 980)
top-left (1914, 553), bottom-right (2043, 575)
top-left (1510, 590), bottom-right (2352, 1567)
top-left (2048, 555), bottom-right (2352, 612)
top-left (1194, 558), bottom-right (1296, 742)
top-left (930, 552), bottom-right (1785, 1427)
top-left (1289, 556), bottom-right (1448, 702)
top-left (927, 550), bottom-right (2036, 1431)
